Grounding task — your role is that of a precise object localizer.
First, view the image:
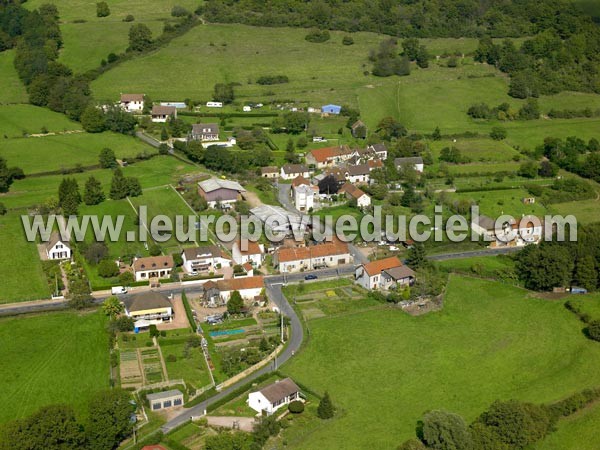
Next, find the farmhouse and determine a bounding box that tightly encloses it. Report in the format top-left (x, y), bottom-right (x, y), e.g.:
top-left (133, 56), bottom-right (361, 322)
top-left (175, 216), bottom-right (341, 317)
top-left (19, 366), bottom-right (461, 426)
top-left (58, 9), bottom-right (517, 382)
top-left (344, 164), bottom-right (372, 184)
top-left (120, 93), bottom-right (144, 112)
top-left (281, 164), bottom-right (310, 180)
top-left (181, 245), bottom-right (231, 273)
top-left (321, 104), bottom-right (342, 115)
top-left (190, 123), bottom-right (220, 141)
top-left (232, 240), bottom-right (265, 267)
top-left (198, 178), bottom-right (246, 208)
top-left (395, 156), bottom-right (424, 173)
top-left (45, 232), bottom-right (71, 260)
top-left (472, 214), bottom-right (543, 247)
top-left (132, 255), bottom-right (175, 282)
top-left (355, 256), bottom-right (415, 290)
top-left (151, 105), bottom-right (177, 123)
top-left (339, 183), bottom-right (371, 208)
top-left (248, 378), bottom-right (302, 415)
top-left (261, 166), bottom-right (279, 178)
top-left (305, 145), bottom-right (352, 169)
top-left (123, 291), bottom-right (173, 324)
top-left (146, 389), bottom-right (183, 411)
top-left (204, 276), bottom-right (265, 303)
top-left (274, 241), bottom-right (351, 273)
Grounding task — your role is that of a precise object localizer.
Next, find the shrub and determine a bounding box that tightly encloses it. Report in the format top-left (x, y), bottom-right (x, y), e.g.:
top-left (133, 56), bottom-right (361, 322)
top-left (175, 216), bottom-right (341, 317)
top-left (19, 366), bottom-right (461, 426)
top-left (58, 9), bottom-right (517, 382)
top-left (107, 53), bottom-right (118, 63)
top-left (96, 1), bottom-right (110, 17)
top-left (288, 401), bottom-right (304, 414)
top-left (587, 319), bottom-right (600, 341)
top-left (317, 392), bottom-right (334, 419)
top-left (149, 244), bottom-right (161, 256)
top-left (422, 410), bottom-right (472, 450)
top-left (166, 354), bottom-right (177, 362)
top-left (123, 14), bottom-right (134, 22)
top-left (256, 75), bottom-right (289, 85)
top-left (98, 259), bottom-right (119, 278)
top-left (119, 271), bottom-right (134, 285)
top-left (145, 341), bottom-right (153, 347)
top-left (305, 29), bottom-right (330, 43)
top-left (490, 126), bottom-right (507, 140)
top-left (171, 5), bottom-right (190, 17)
top-left (0, 202), bottom-right (7, 215)
top-left (149, 325), bottom-right (159, 338)
top-left (342, 35), bottom-right (354, 45)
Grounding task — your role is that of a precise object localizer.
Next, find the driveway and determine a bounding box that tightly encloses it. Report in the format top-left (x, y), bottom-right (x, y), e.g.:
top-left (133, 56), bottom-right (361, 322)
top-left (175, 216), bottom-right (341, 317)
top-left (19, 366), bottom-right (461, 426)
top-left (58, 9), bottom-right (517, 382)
top-left (157, 295), bottom-right (190, 331)
top-left (206, 416), bottom-right (256, 432)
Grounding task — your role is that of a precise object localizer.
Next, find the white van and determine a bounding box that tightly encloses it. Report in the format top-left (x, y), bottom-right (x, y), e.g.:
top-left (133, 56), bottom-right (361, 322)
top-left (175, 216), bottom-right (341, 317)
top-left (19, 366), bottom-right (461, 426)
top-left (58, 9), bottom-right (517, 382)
top-left (111, 286), bottom-right (127, 295)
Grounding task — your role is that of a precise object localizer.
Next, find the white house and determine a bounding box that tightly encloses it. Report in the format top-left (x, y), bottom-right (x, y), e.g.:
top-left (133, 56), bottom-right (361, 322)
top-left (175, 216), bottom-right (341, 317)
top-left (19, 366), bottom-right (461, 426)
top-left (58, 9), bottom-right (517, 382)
top-left (45, 232), bottom-right (71, 260)
top-left (181, 245), bottom-right (231, 273)
top-left (472, 214), bottom-right (543, 247)
top-left (123, 291), bottom-right (173, 325)
top-left (247, 378), bottom-right (301, 415)
top-left (339, 183), bottom-right (371, 208)
top-left (151, 105), bottom-right (177, 123)
top-left (274, 241), bottom-right (351, 273)
top-left (132, 255), bottom-right (175, 282)
top-left (344, 164), bottom-right (372, 184)
top-left (120, 94), bottom-right (144, 112)
top-left (355, 256), bottom-right (415, 290)
top-left (203, 276), bottom-right (264, 304)
top-left (261, 166), bottom-right (279, 179)
top-left (232, 241), bottom-right (265, 267)
top-left (280, 164), bottom-right (310, 180)
top-left (395, 156), bottom-right (424, 173)
top-left (291, 175), bottom-right (317, 212)
top-left (190, 123), bottom-right (219, 141)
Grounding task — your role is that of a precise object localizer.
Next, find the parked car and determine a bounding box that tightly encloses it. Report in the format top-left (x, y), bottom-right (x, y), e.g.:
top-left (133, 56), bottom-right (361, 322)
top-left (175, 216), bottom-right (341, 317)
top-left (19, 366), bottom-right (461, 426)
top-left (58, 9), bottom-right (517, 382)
top-left (304, 274), bottom-right (318, 280)
top-left (111, 286), bottom-right (127, 295)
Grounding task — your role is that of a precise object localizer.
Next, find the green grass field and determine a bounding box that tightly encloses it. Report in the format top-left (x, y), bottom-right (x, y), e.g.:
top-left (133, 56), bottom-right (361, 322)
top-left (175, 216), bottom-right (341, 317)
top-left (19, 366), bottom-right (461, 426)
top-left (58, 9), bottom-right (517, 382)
top-left (0, 131), bottom-right (154, 174)
top-left (548, 198), bottom-right (600, 224)
top-left (451, 188), bottom-right (548, 217)
top-left (0, 104), bottom-right (81, 138)
top-left (284, 276), bottom-right (600, 449)
top-left (0, 310), bottom-right (109, 423)
top-left (1, 155), bottom-right (197, 210)
top-left (0, 50), bottom-right (28, 104)
top-left (0, 213), bottom-right (50, 303)
top-left (428, 137), bottom-right (520, 163)
top-left (160, 334), bottom-right (213, 389)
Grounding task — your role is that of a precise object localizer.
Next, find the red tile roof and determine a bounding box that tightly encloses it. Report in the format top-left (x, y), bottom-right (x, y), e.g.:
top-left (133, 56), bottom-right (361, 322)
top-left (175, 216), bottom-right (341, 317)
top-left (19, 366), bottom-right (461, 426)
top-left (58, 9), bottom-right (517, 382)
top-left (309, 145), bottom-right (351, 163)
top-left (218, 276), bottom-right (264, 291)
top-left (339, 182), bottom-right (368, 199)
top-left (235, 240), bottom-right (263, 255)
top-left (291, 175), bottom-right (310, 187)
top-left (362, 256), bottom-right (403, 277)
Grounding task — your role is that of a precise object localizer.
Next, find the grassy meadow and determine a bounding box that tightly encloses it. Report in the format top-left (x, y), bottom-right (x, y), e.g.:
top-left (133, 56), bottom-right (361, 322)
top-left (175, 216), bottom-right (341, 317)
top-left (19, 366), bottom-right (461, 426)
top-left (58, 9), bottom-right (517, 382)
top-left (284, 276), bottom-right (600, 449)
top-left (0, 310), bottom-right (109, 423)
top-left (0, 131), bottom-right (154, 175)
top-left (0, 50), bottom-right (28, 104)
top-left (0, 105), bottom-right (80, 138)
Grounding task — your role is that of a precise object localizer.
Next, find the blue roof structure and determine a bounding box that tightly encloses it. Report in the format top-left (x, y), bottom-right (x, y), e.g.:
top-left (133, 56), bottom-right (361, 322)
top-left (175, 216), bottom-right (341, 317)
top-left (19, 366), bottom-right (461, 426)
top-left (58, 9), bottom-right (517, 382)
top-left (322, 104), bottom-right (342, 114)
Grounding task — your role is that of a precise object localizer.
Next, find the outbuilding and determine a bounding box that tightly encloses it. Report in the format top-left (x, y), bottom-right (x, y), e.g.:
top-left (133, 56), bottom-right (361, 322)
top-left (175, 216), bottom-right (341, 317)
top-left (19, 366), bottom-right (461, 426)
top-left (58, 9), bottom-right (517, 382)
top-left (146, 390), bottom-right (184, 411)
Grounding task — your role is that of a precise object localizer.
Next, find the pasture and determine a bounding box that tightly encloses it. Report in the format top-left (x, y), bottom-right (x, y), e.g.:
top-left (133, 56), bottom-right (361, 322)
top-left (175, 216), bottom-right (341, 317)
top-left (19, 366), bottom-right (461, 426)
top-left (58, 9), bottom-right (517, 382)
top-left (0, 213), bottom-right (50, 303)
top-left (0, 132), bottom-right (154, 175)
top-left (0, 50), bottom-right (28, 104)
top-left (549, 198), bottom-right (600, 225)
top-left (0, 155), bottom-right (198, 210)
top-left (0, 104), bottom-right (80, 138)
top-left (0, 310), bottom-right (109, 423)
top-left (535, 401), bottom-right (600, 450)
top-left (284, 276), bottom-right (600, 449)
top-left (428, 137), bottom-right (520, 163)
top-left (451, 188), bottom-right (548, 217)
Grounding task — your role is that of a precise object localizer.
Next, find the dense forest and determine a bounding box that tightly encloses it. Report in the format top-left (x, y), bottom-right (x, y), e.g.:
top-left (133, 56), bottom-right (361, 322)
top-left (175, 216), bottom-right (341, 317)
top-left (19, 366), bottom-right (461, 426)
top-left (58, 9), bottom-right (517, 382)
top-left (201, 0), bottom-right (600, 38)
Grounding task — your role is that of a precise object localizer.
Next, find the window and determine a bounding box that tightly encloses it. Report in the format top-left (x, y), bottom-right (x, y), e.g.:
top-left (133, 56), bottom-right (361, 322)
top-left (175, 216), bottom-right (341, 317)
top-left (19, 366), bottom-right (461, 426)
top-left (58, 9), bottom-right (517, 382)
top-left (174, 398), bottom-right (182, 406)
top-left (152, 403), bottom-right (161, 410)
top-left (163, 400), bottom-right (172, 408)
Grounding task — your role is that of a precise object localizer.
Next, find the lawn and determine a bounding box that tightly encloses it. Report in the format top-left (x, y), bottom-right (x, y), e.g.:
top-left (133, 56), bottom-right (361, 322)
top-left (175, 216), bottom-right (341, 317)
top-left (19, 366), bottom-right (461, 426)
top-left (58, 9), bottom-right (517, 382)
top-left (0, 310), bottom-right (109, 423)
top-left (0, 131), bottom-right (154, 174)
top-left (1, 155), bottom-right (197, 209)
top-left (284, 276), bottom-right (600, 449)
top-left (0, 104), bottom-right (81, 138)
top-left (451, 188), bottom-right (548, 217)
top-left (0, 49), bottom-right (28, 104)
top-left (428, 137), bottom-right (520, 163)
top-left (549, 198), bottom-right (600, 225)
top-left (0, 213), bottom-right (50, 303)
top-left (159, 334), bottom-right (213, 390)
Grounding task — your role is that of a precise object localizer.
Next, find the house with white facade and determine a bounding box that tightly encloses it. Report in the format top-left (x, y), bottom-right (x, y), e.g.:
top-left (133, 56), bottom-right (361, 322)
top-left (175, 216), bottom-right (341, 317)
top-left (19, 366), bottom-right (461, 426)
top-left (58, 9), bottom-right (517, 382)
top-left (120, 94), bottom-right (144, 112)
top-left (395, 156), bottom-right (424, 173)
top-left (274, 241), bottom-right (351, 273)
top-left (248, 378), bottom-right (301, 415)
top-left (232, 240), bottom-right (265, 267)
top-left (355, 256), bottom-right (415, 290)
top-left (344, 164), bottom-right (372, 184)
top-left (339, 183), bottom-right (371, 208)
top-left (472, 214), bottom-right (543, 247)
top-left (190, 123), bottom-right (219, 141)
top-left (280, 164), bottom-right (310, 180)
top-left (45, 232), bottom-right (72, 260)
top-left (203, 276), bottom-right (264, 304)
top-left (261, 166), bottom-right (279, 179)
top-left (132, 255), bottom-right (175, 282)
top-left (291, 175), bottom-right (317, 212)
top-left (181, 245), bottom-right (231, 273)
top-left (151, 105), bottom-right (177, 123)
top-left (123, 291), bottom-right (173, 325)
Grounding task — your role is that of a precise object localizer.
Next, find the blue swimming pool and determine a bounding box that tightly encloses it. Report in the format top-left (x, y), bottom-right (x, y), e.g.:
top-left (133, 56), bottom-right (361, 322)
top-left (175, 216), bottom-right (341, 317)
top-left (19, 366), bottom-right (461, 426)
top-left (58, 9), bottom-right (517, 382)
top-left (209, 329), bottom-right (244, 337)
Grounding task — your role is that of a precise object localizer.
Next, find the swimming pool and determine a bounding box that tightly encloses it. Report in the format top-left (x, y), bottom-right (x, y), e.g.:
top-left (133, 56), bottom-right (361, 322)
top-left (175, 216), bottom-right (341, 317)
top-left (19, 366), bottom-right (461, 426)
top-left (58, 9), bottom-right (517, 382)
top-left (209, 329), bottom-right (244, 337)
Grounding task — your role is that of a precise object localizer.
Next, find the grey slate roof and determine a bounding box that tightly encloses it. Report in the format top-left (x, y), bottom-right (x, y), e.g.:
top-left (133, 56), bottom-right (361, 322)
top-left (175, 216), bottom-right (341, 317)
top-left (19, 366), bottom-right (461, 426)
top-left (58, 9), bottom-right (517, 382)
top-left (394, 156), bottom-right (423, 166)
top-left (146, 389), bottom-right (183, 401)
top-left (383, 265), bottom-right (416, 280)
top-left (198, 178), bottom-right (245, 193)
top-left (182, 245), bottom-right (222, 260)
top-left (123, 291), bottom-right (171, 313)
top-left (192, 123), bottom-right (219, 135)
top-left (257, 378), bottom-right (300, 403)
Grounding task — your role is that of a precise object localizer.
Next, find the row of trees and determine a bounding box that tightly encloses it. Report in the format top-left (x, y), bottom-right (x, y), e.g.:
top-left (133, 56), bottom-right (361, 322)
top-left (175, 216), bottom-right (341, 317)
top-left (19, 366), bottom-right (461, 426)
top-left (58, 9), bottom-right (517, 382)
top-left (0, 389), bottom-right (134, 450)
top-left (0, 157), bottom-right (24, 193)
top-left (200, 0), bottom-right (593, 39)
top-left (401, 388), bottom-right (600, 450)
top-left (534, 136), bottom-right (600, 182)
